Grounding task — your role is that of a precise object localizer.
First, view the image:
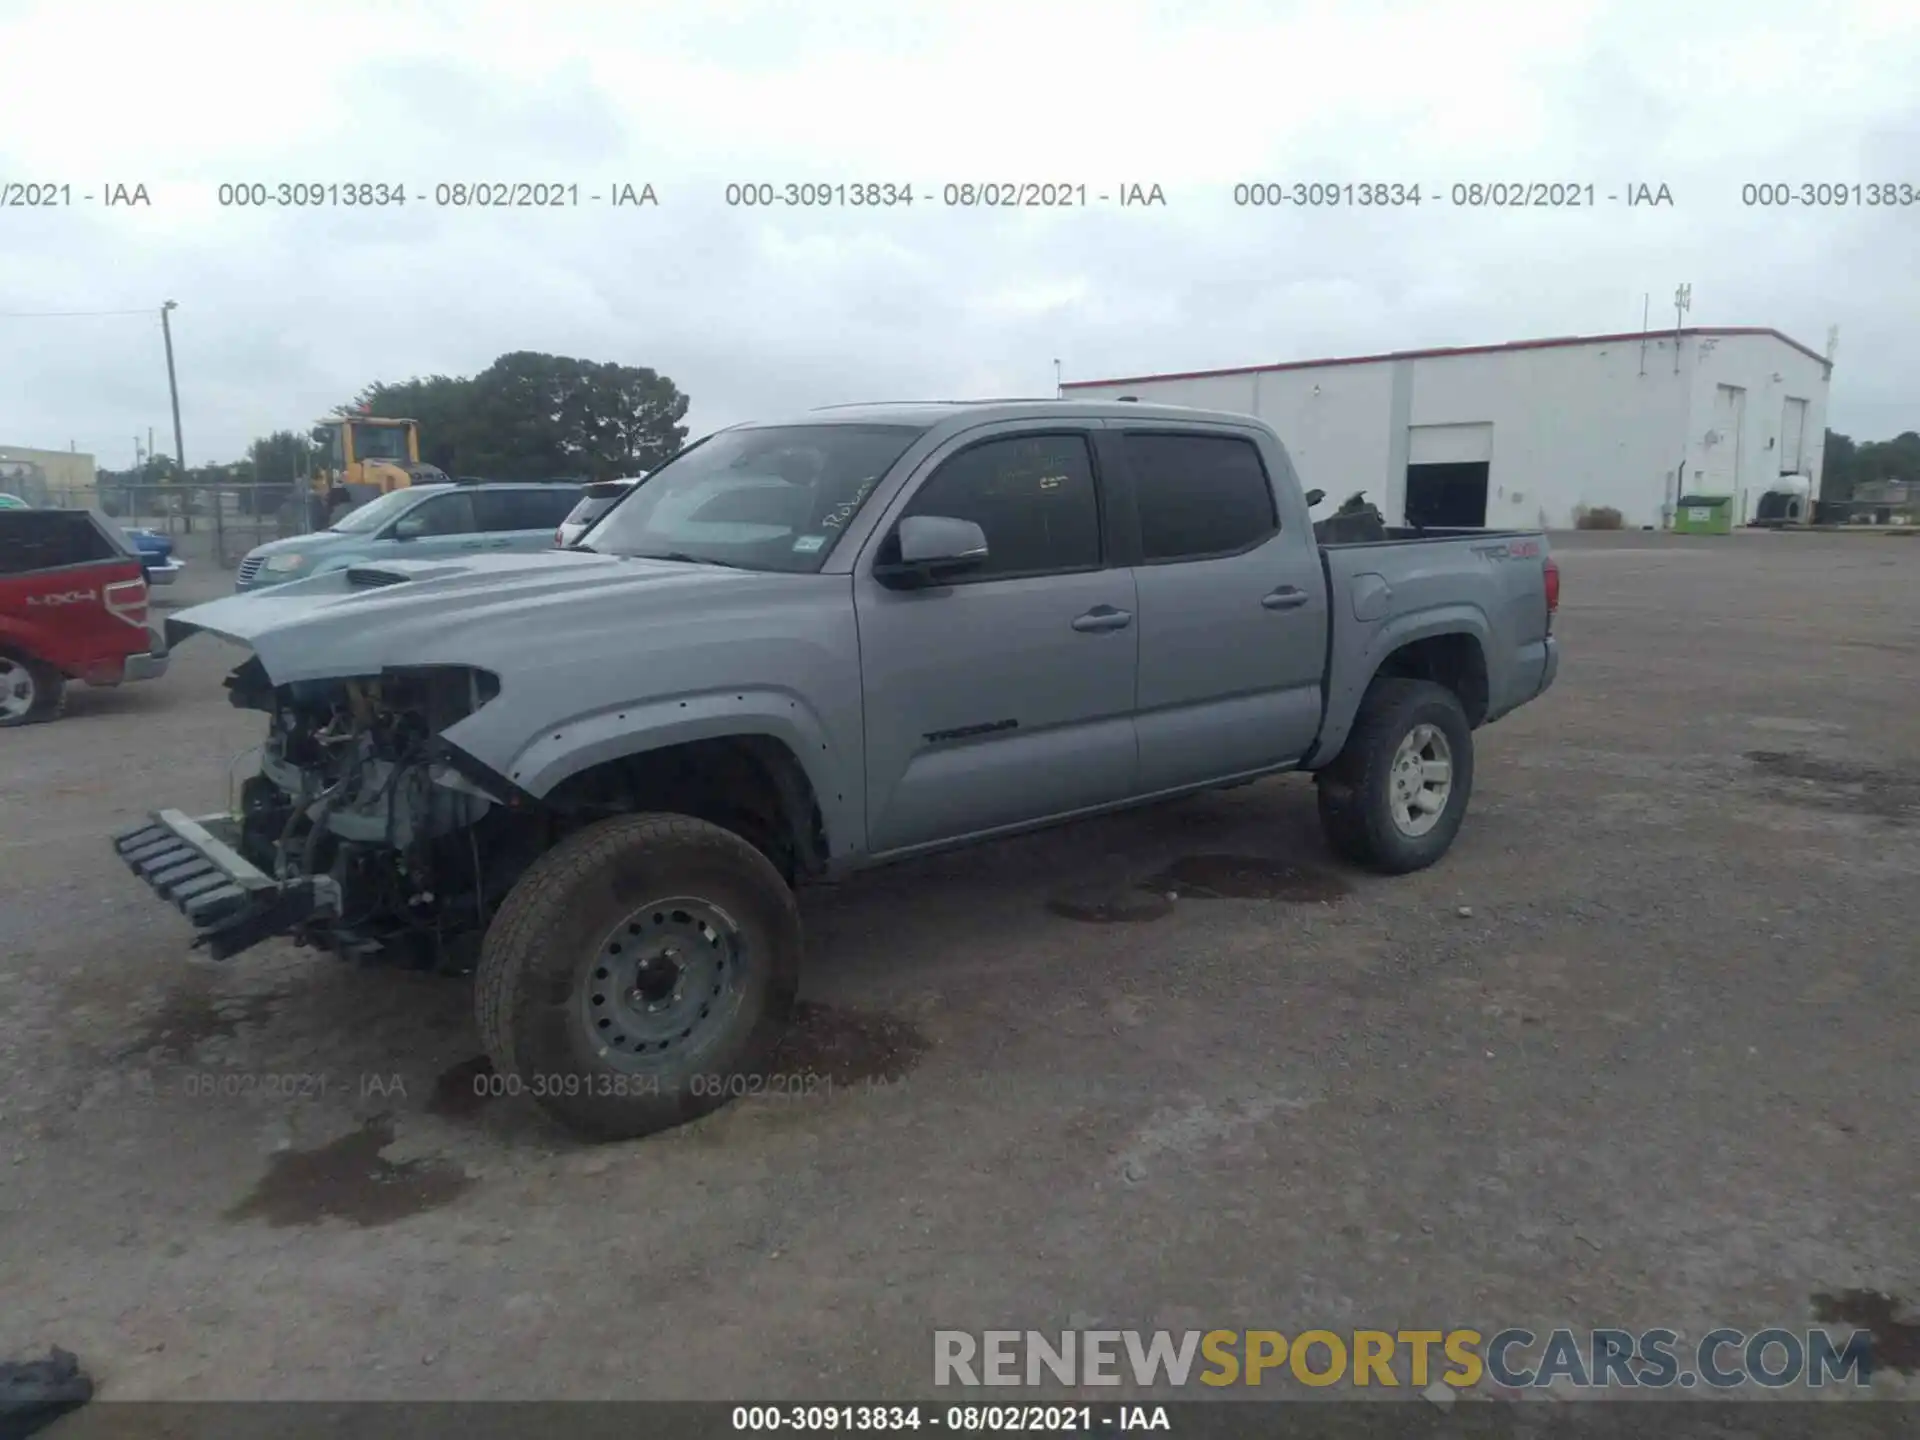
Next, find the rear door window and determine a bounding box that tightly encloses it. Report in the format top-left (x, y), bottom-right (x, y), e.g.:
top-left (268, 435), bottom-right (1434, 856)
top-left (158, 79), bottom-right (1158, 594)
top-left (476, 489), bottom-right (583, 532)
top-left (1122, 432), bottom-right (1279, 562)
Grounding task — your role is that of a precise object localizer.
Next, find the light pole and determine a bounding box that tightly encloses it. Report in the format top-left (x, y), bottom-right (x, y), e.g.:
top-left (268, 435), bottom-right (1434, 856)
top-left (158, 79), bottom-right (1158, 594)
top-left (161, 300), bottom-right (188, 531)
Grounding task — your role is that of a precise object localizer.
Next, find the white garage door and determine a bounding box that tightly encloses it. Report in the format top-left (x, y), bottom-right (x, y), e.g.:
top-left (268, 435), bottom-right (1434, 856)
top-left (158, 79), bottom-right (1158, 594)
top-left (1408, 423), bottom-right (1494, 465)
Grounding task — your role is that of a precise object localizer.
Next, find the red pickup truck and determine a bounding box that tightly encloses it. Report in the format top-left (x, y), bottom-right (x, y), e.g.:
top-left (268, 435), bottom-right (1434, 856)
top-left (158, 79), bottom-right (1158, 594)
top-left (1, 508), bottom-right (170, 727)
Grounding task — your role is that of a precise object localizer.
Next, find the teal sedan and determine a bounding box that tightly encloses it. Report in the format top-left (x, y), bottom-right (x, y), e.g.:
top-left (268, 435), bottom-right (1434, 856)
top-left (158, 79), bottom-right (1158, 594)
top-left (234, 481), bottom-right (584, 591)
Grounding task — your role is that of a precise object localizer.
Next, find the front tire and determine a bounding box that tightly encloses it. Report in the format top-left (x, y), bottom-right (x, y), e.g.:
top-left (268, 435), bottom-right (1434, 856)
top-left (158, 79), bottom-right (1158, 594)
top-left (474, 813), bottom-right (801, 1141)
top-left (1315, 678), bottom-right (1474, 874)
top-left (0, 650), bottom-right (66, 728)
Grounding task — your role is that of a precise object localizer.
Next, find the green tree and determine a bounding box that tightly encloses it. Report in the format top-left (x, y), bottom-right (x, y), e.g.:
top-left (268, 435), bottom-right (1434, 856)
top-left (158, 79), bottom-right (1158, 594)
top-left (353, 374), bottom-right (475, 473)
top-left (1822, 429), bottom-right (1920, 503)
top-left (247, 429), bottom-right (315, 486)
top-left (344, 352), bottom-right (690, 481)
top-left (1856, 431), bottom-right (1920, 485)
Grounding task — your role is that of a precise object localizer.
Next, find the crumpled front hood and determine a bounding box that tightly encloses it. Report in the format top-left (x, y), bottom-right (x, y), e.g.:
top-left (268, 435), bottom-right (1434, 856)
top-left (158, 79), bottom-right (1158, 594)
top-left (168, 549), bottom-right (799, 684)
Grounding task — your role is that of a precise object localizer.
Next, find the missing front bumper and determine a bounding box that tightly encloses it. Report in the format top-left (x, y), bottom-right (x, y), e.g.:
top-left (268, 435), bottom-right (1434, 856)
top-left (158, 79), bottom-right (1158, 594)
top-left (111, 809), bottom-right (337, 960)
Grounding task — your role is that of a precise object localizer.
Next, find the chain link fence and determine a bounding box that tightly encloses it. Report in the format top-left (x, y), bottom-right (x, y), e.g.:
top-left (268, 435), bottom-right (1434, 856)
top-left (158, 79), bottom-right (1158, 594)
top-left (48, 482), bottom-right (319, 569)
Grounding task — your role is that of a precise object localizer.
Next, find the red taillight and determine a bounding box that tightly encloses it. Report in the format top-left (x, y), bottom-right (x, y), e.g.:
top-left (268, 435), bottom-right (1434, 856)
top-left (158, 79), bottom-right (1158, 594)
top-left (1543, 556), bottom-right (1561, 618)
top-left (104, 575), bottom-right (149, 628)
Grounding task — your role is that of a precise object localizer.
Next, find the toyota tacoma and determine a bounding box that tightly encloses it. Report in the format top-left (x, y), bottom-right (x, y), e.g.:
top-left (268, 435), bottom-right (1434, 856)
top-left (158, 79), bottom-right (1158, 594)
top-left (112, 401), bottom-right (1559, 1139)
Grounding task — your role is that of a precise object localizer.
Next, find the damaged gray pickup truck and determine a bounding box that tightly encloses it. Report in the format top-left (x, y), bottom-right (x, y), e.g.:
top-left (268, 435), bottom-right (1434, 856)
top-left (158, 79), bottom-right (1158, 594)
top-left (113, 401), bottom-right (1560, 1140)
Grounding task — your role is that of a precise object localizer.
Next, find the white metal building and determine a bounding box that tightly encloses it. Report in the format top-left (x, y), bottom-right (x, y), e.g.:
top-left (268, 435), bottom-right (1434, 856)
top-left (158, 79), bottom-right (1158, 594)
top-left (1061, 328), bottom-right (1833, 531)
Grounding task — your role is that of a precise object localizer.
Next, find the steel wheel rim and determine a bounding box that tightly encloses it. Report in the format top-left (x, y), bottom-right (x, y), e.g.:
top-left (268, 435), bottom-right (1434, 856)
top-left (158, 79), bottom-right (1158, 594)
top-left (1388, 723), bottom-right (1453, 837)
top-left (579, 896), bottom-right (748, 1072)
top-left (0, 658), bottom-right (34, 720)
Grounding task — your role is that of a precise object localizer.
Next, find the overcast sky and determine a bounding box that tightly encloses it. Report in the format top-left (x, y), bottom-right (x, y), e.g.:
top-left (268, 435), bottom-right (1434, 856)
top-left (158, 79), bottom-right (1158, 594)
top-left (2, 0), bottom-right (1915, 470)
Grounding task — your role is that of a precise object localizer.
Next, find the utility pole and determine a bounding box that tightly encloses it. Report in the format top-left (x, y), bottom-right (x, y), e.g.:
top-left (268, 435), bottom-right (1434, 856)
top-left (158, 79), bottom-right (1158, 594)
top-left (161, 300), bottom-right (189, 533)
top-left (1672, 283), bottom-right (1690, 375)
top-left (1054, 358), bottom-right (1063, 398)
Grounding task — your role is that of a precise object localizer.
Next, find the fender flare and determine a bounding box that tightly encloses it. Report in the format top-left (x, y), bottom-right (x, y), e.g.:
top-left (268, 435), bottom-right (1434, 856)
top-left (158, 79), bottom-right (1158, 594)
top-left (1307, 606), bottom-right (1493, 769)
top-left (475, 687), bottom-right (859, 857)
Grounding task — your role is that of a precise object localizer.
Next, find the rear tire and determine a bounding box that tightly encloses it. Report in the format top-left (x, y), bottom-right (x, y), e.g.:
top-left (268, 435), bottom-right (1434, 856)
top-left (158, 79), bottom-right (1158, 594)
top-left (474, 813), bottom-right (801, 1141)
top-left (1315, 678), bottom-right (1474, 874)
top-left (0, 650), bottom-right (66, 728)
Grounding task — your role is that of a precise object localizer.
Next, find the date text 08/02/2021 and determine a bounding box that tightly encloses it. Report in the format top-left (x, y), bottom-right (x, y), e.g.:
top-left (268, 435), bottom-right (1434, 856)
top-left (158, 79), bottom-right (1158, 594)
top-left (731, 1406), bottom-right (1157, 1432)
top-left (209, 182), bottom-right (660, 207)
top-left (721, 183), bottom-right (1167, 207)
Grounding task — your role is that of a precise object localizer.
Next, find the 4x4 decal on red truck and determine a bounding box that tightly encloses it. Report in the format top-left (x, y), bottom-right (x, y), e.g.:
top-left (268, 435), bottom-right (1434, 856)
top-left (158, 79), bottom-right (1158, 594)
top-left (26, 589), bottom-right (98, 606)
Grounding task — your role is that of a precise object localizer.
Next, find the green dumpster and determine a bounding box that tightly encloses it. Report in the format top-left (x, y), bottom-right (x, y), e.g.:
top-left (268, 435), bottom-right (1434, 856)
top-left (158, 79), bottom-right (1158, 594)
top-left (1673, 494), bottom-right (1734, 534)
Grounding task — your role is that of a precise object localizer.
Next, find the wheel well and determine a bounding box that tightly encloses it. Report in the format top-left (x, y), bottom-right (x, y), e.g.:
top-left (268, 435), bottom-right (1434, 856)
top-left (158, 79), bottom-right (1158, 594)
top-left (541, 735), bottom-right (830, 883)
top-left (1374, 633), bottom-right (1489, 726)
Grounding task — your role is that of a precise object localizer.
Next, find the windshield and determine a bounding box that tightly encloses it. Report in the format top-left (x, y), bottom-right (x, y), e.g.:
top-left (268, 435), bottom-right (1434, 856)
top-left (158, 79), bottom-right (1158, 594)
top-left (327, 486), bottom-right (430, 534)
top-left (352, 424), bottom-right (411, 463)
top-left (582, 425), bottom-right (924, 571)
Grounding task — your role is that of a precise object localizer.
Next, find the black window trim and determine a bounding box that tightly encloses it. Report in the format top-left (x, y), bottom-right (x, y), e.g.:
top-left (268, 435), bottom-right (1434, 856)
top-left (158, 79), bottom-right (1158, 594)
top-left (1114, 427), bottom-right (1282, 567)
top-left (875, 427), bottom-right (1111, 587)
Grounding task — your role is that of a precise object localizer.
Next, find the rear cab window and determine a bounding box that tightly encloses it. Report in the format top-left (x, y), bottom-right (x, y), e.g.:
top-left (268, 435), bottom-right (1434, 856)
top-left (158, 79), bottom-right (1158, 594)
top-left (0, 511), bottom-right (125, 576)
top-left (1121, 432), bottom-right (1278, 562)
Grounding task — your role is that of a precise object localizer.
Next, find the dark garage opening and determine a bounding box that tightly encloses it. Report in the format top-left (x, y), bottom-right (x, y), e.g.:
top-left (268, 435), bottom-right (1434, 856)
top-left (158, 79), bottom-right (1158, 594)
top-left (1405, 462), bottom-right (1489, 528)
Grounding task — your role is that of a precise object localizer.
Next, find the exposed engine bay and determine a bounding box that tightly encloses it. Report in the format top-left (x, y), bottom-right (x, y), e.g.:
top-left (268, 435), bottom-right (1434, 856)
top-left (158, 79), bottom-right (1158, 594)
top-left (222, 657), bottom-right (530, 970)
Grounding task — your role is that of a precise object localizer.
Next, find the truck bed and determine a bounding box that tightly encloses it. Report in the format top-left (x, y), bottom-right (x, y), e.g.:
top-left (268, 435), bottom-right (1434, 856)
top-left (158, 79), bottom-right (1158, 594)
top-left (1305, 526), bottom-right (1557, 768)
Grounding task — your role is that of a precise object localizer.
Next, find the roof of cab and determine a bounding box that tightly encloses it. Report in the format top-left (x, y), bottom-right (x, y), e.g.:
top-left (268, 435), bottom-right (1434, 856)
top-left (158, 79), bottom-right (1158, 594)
top-left (751, 398), bottom-right (1273, 433)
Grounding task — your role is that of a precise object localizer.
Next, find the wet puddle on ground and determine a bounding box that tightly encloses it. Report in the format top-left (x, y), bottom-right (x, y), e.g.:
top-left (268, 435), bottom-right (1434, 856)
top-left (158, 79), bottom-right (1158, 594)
top-left (428, 1055), bottom-right (497, 1120)
top-left (765, 1001), bottom-right (930, 1087)
top-left (1048, 854), bottom-right (1352, 922)
top-left (225, 1115), bottom-right (474, 1227)
top-left (1747, 751), bottom-right (1919, 823)
top-left (112, 985), bottom-right (284, 1063)
top-left (1811, 1290), bottom-right (1920, 1375)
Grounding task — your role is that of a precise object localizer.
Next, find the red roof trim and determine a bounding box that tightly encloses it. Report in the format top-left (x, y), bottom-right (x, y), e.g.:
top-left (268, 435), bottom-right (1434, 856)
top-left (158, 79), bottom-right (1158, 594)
top-left (1060, 327), bottom-right (1831, 390)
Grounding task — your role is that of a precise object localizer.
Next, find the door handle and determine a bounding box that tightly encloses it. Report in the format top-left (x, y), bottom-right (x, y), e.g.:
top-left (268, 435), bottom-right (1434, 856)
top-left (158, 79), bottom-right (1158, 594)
top-left (1072, 605), bottom-right (1134, 633)
top-left (1262, 586), bottom-right (1311, 611)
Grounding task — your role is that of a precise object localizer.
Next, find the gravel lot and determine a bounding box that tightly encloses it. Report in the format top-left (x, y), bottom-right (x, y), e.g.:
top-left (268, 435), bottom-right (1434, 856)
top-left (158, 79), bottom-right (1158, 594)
top-left (1, 530), bottom-right (1915, 1404)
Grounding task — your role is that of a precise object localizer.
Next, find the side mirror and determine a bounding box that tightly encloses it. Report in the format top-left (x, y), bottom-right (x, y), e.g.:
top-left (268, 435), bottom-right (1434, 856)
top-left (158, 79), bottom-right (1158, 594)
top-left (873, 514), bottom-right (989, 590)
top-left (390, 514), bottom-right (427, 541)
top-left (1304, 488), bottom-right (1326, 507)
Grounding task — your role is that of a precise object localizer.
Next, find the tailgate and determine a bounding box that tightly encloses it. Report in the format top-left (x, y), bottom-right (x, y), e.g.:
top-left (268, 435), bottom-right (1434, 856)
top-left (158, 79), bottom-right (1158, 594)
top-left (112, 810), bottom-right (334, 959)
